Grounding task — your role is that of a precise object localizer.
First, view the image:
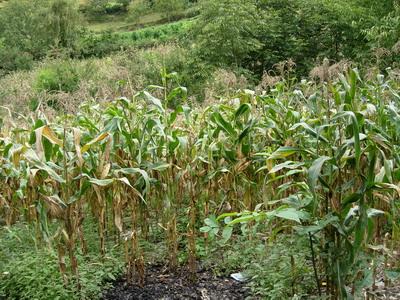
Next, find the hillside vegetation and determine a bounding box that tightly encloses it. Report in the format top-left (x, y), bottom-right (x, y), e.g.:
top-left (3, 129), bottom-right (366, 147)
top-left (0, 1), bottom-right (399, 299)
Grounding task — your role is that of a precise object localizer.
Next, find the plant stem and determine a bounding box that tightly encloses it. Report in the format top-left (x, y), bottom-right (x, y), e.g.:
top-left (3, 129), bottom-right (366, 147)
top-left (309, 232), bottom-right (321, 297)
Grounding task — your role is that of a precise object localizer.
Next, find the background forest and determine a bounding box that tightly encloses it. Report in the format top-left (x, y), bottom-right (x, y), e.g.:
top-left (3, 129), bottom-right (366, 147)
top-left (0, 0), bottom-right (398, 108)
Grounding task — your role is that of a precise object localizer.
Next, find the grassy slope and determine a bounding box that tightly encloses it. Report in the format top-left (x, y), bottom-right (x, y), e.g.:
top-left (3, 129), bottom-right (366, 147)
top-left (0, 0), bottom-right (193, 37)
top-left (87, 12), bottom-right (164, 32)
top-left (85, 6), bottom-right (196, 49)
top-left (115, 18), bottom-right (194, 46)
top-left (0, 0), bottom-right (87, 8)
top-left (0, 0), bottom-right (165, 32)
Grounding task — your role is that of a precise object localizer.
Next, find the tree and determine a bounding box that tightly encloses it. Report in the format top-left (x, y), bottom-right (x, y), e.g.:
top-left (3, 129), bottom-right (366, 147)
top-left (86, 0), bottom-right (131, 15)
top-left (127, 0), bottom-right (151, 24)
top-left (155, 0), bottom-right (186, 21)
top-left (353, 0), bottom-right (397, 18)
top-left (256, 0), bottom-right (371, 73)
top-left (366, 8), bottom-right (400, 49)
top-left (0, 0), bottom-right (82, 72)
top-left (365, 7), bottom-right (400, 67)
top-left (191, 0), bottom-right (263, 68)
top-left (48, 0), bottom-right (83, 48)
top-left (191, 0), bottom-right (383, 76)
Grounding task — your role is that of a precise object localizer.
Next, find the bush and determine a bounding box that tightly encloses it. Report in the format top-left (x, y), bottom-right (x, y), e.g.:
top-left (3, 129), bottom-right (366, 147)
top-left (191, 0), bottom-right (262, 68)
top-left (191, 0), bottom-right (395, 76)
top-left (0, 45), bottom-right (33, 75)
top-left (86, 0), bottom-right (131, 16)
top-left (36, 62), bottom-right (80, 93)
top-left (105, 1), bottom-right (125, 14)
top-left (77, 31), bottom-right (130, 58)
top-left (154, 0), bottom-right (187, 22)
top-left (365, 7), bottom-right (400, 68)
top-left (0, 0), bottom-right (82, 73)
top-left (126, 0), bottom-right (150, 24)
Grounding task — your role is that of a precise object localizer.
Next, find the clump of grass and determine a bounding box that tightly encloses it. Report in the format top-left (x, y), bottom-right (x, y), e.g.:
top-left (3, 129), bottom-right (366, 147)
top-left (36, 61), bottom-right (81, 93)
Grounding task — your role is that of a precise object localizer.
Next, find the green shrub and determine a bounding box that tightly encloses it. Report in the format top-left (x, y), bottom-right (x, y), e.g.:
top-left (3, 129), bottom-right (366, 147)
top-left (0, 0), bottom-right (82, 73)
top-left (78, 31), bottom-right (125, 58)
top-left (205, 232), bottom-right (315, 299)
top-left (0, 46), bottom-right (33, 75)
top-left (126, 0), bottom-right (150, 24)
top-left (365, 7), bottom-right (400, 68)
top-left (36, 62), bottom-right (80, 93)
top-left (86, 0), bottom-right (131, 16)
top-left (154, 0), bottom-right (187, 22)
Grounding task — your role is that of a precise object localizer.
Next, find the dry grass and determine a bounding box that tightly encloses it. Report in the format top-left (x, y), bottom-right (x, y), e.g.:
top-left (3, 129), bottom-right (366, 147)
top-left (256, 72), bottom-right (281, 92)
top-left (203, 69), bottom-right (249, 104)
top-left (0, 44), bottom-right (192, 118)
top-left (309, 58), bottom-right (352, 82)
top-left (0, 56), bottom-right (138, 117)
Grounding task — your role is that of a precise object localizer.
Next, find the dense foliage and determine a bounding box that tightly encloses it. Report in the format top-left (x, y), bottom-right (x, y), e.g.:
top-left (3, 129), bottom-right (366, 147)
top-left (85, 0), bottom-right (131, 15)
top-left (192, 0), bottom-right (399, 75)
top-left (0, 0), bottom-right (82, 73)
top-left (0, 0), bottom-right (398, 77)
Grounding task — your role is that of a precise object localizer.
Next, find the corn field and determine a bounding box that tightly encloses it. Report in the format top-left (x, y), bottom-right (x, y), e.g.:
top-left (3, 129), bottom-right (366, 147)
top-left (0, 69), bottom-right (399, 299)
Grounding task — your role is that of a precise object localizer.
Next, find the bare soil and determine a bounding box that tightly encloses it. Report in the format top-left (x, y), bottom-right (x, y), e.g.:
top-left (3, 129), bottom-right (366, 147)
top-left (102, 264), bottom-right (252, 300)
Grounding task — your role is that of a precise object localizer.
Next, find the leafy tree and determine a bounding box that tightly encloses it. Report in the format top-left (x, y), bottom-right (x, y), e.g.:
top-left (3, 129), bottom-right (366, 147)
top-left (126, 0), bottom-right (151, 24)
top-left (191, 0), bottom-right (263, 68)
top-left (155, 0), bottom-right (187, 21)
top-left (48, 0), bottom-right (83, 48)
top-left (86, 0), bottom-right (131, 15)
top-left (256, 0), bottom-right (371, 73)
top-left (353, 0), bottom-right (397, 18)
top-left (0, 0), bottom-right (82, 73)
top-left (365, 6), bottom-right (400, 67)
top-left (192, 0), bottom-right (387, 75)
top-left (366, 7), bottom-right (400, 49)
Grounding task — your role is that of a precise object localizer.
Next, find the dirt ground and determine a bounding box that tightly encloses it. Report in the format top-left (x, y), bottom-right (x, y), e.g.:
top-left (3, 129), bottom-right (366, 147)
top-left (102, 264), bottom-right (253, 300)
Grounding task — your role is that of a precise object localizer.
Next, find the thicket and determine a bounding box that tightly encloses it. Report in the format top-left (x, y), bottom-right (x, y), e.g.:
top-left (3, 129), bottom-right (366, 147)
top-left (0, 0), bottom-right (397, 83)
top-left (191, 0), bottom-right (399, 76)
top-left (84, 0), bottom-right (194, 21)
top-left (0, 0), bottom-right (82, 74)
top-left (83, 0), bottom-right (131, 16)
top-left (0, 45), bottom-right (192, 115)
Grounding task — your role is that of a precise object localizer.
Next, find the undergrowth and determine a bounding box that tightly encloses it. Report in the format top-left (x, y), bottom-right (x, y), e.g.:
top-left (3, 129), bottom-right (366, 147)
top-left (0, 220), bottom-right (124, 300)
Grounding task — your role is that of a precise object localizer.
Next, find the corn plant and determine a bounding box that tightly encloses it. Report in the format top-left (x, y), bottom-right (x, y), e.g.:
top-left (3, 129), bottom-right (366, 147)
top-left (0, 69), bottom-right (399, 299)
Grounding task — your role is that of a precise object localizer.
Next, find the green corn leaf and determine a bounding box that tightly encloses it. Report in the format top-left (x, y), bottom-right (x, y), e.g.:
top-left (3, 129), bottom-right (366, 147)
top-left (143, 91), bottom-right (164, 113)
top-left (24, 149), bottom-right (65, 183)
top-left (234, 103), bottom-right (251, 119)
top-left (333, 111), bottom-right (361, 172)
top-left (267, 146), bottom-right (304, 160)
top-left (88, 178), bottom-right (114, 187)
top-left (367, 208), bottom-right (385, 218)
top-left (308, 156), bottom-right (331, 192)
top-left (290, 122), bottom-right (329, 143)
top-left (212, 111), bottom-right (236, 137)
top-left (116, 167), bottom-right (151, 194)
top-left (268, 161), bottom-right (305, 174)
